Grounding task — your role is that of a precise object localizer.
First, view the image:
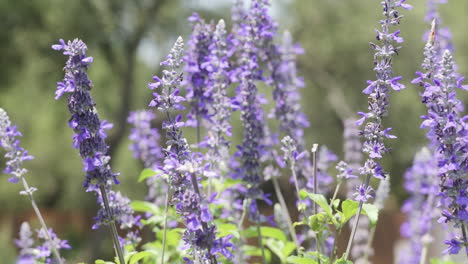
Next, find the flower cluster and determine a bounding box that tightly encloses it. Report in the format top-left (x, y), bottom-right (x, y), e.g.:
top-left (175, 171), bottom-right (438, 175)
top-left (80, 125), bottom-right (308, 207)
top-left (52, 39), bottom-right (118, 189)
top-left (231, 0), bottom-right (270, 223)
top-left (15, 222), bottom-right (70, 264)
top-left (200, 19), bottom-right (236, 180)
top-left (355, 0), bottom-right (411, 200)
top-left (0, 108), bottom-right (34, 184)
top-left (53, 39), bottom-right (137, 247)
top-left (149, 37), bottom-right (233, 261)
top-left (184, 14), bottom-right (216, 128)
top-left (398, 148), bottom-right (438, 263)
top-left (418, 50), bottom-right (468, 254)
top-left (127, 110), bottom-right (167, 204)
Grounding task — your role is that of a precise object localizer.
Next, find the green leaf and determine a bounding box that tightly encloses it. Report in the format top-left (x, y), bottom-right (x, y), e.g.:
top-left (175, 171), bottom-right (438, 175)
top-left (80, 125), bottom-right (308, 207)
top-left (265, 239), bottom-right (287, 262)
top-left (217, 223), bottom-right (240, 239)
top-left (299, 190), bottom-right (309, 200)
top-left (334, 257), bottom-right (353, 264)
top-left (341, 199), bottom-right (359, 224)
top-left (281, 241), bottom-right (297, 258)
top-left (287, 256), bottom-right (318, 264)
top-left (307, 193), bottom-right (333, 216)
top-left (131, 200), bottom-right (160, 215)
top-left (430, 259), bottom-right (459, 264)
top-left (94, 260), bottom-right (114, 264)
top-left (129, 251), bottom-right (154, 264)
top-left (243, 226), bottom-right (287, 242)
top-left (331, 198), bottom-right (340, 209)
top-left (138, 168), bottom-right (159, 182)
top-left (362, 203), bottom-right (379, 227)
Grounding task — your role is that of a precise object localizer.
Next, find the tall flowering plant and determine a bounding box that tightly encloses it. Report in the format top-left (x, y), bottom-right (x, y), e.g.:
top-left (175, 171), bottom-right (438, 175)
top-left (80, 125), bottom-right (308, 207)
top-left (345, 0), bottom-right (411, 259)
top-left (148, 37), bottom-right (233, 263)
top-left (52, 39), bottom-right (138, 263)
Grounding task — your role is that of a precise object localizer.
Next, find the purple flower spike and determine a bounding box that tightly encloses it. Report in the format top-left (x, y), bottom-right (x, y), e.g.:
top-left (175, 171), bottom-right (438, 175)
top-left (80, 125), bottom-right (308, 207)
top-left (355, 0), bottom-right (409, 189)
top-left (52, 39), bottom-right (119, 189)
top-left (149, 37), bottom-right (233, 261)
top-left (0, 108), bottom-right (34, 184)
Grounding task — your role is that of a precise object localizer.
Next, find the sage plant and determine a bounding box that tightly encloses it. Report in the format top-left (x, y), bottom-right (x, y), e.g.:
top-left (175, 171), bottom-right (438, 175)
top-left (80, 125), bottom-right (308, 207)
top-left (0, 108), bottom-right (66, 264)
top-left (15, 222), bottom-right (70, 264)
top-left (345, 0), bottom-right (411, 259)
top-left (52, 38), bottom-right (134, 263)
top-left (148, 37), bottom-right (233, 262)
top-left (419, 50), bottom-right (468, 255)
top-left (127, 110), bottom-right (166, 204)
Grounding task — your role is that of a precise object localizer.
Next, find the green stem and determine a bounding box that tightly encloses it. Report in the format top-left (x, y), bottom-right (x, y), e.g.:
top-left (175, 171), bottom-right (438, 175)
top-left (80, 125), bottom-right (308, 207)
top-left (329, 228), bottom-right (340, 263)
top-left (20, 176), bottom-right (64, 264)
top-left (311, 144), bottom-right (321, 264)
top-left (461, 223), bottom-right (468, 259)
top-left (331, 182), bottom-right (341, 205)
top-left (344, 174), bottom-right (371, 260)
top-left (272, 178), bottom-right (300, 249)
top-left (161, 192), bottom-right (169, 264)
top-left (99, 185), bottom-right (126, 264)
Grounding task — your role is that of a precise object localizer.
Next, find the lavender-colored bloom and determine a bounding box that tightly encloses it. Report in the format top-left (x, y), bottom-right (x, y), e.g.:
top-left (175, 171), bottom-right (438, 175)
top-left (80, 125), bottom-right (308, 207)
top-left (184, 14), bottom-right (215, 128)
top-left (353, 185), bottom-right (375, 202)
top-left (336, 161), bottom-right (357, 180)
top-left (424, 0), bottom-right (453, 55)
top-left (53, 39), bottom-right (137, 243)
top-left (231, 0), bottom-right (271, 223)
top-left (0, 109), bottom-right (34, 184)
top-left (149, 37), bottom-right (233, 261)
top-left (398, 148), bottom-right (439, 264)
top-left (52, 39), bottom-right (119, 188)
top-left (356, 0), bottom-right (410, 186)
top-left (417, 50), bottom-right (468, 254)
top-left (202, 19), bottom-right (236, 179)
top-left (15, 222), bottom-right (70, 264)
top-left (127, 110), bottom-right (167, 204)
top-left (127, 110), bottom-right (163, 169)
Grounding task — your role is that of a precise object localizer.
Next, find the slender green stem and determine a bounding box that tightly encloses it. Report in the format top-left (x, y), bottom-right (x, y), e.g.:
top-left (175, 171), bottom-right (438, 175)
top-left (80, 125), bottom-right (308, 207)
top-left (256, 222), bottom-right (267, 264)
top-left (290, 161), bottom-right (301, 201)
top-left (311, 144), bottom-right (321, 263)
top-left (331, 182), bottom-right (342, 206)
top-left (99, 185), bottom-right (126, 264)
top-left (461, 223), bottom-right (468, 259)
top-left (161, 192), bottom-right (170, 264)
top-left (344, 174), bottom-right (371, 260)
top-left (20, 176), bottom-right (64, 264)
top-left (329, 228), bottom-right (340, 263)
top-left (272, 178), bottom-right (300, 249)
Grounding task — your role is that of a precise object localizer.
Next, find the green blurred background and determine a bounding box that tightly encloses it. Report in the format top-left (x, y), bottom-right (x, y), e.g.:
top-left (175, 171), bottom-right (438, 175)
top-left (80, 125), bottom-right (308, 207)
top-left (0, 0), bottom-right (467, 263)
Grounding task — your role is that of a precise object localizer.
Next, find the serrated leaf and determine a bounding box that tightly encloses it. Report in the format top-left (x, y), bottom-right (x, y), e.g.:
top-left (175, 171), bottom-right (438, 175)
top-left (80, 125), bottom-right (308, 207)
top-left (341, 199), bottom-right (359, 224)
top-left (362, 203), bottom-right (379, 227)
top-left (129, 251), bottom-right (154, 264)
top-left (308, 194), bottom-right (333, 216)
top-left (138, 168), bottom-right (159, 182)
top-left (287, 256), bottom-right (318, 264)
